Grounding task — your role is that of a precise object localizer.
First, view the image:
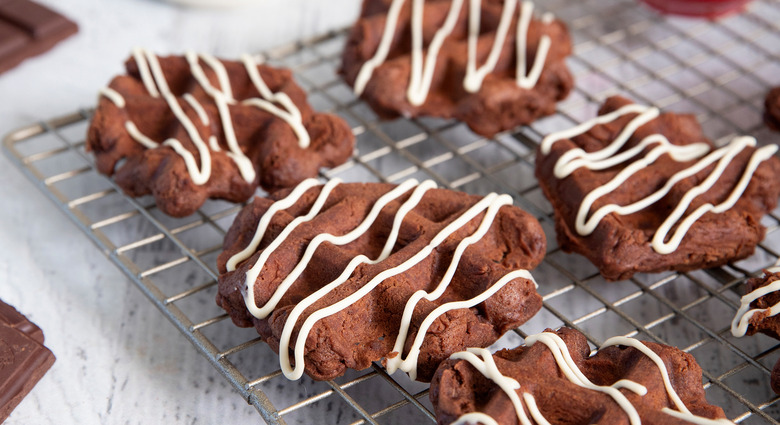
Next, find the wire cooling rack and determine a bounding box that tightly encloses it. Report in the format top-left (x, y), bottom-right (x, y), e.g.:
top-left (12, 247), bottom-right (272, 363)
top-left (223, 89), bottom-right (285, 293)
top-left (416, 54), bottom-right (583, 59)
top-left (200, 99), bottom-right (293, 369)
top-left (4, 0), bottom-right (780, 423)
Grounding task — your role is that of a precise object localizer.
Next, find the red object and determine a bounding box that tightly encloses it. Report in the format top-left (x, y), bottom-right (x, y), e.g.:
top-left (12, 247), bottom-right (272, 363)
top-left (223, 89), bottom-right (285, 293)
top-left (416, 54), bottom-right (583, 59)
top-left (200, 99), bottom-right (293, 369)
top-left (639, 0), bottom-right (752, 18)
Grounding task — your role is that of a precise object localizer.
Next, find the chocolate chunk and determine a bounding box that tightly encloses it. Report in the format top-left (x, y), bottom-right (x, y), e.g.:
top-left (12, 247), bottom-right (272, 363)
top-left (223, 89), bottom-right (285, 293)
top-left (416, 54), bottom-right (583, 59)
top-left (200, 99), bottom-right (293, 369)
top-left (0, 303), bottom-right (55, 423)
top-left (0, 0), bottom-right (77, 74)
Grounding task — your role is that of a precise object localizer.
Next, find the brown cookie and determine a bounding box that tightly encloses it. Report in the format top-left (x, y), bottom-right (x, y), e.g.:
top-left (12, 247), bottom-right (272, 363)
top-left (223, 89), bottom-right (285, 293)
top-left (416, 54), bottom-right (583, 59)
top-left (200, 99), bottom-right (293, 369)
top-left (431, 327), bottom-right (730, 425)
top-left (535, 96), bottom-right (780, 281)
top-left (731, 268), bottom-right (780, 394)
top-left (765, 87), bottom-right (780, 132)
top-left (87, 49), bottom-right (355, 217)
top-left (341, 0), bottom-right (573, 137)
top-left (216, 179), bottom-right (545, 381)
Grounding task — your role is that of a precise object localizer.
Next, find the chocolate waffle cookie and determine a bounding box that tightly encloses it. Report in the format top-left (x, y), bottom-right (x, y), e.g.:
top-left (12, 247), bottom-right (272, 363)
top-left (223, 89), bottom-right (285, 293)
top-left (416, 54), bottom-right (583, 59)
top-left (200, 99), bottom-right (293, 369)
top-left (87, 49), bottom-right (354, 217)
top-left (536, 96), bottom-right (780, 281)
top-left (731, 267), bottom-right (780, 394)
top-left (217, 179), bottom-right (545, 381)
top-left (341, 0), bottom-right (573, 137)
top-left (431, 327), bottom-right (732, 425)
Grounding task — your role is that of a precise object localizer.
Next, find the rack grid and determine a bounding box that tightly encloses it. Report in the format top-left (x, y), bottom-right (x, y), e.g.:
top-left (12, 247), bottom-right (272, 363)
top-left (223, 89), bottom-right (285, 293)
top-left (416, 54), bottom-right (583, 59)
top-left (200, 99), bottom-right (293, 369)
top-left (4, 0), bottom-right (780, 423)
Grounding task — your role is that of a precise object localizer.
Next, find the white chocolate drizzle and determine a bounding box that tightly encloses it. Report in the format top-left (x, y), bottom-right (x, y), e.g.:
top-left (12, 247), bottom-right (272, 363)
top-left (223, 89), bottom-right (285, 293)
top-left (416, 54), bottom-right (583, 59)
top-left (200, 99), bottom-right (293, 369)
top-left (451, 412), bottom-right (501, 425)
top-left (354, 0), bottom-right (554, 105)
top-left (225, 179), bottom-right (537, 380)
top-left (213, 90), bottom-right (255, 182)
top-left (186, 50), bottom-right (235, 102)
top-left (183, 93), bottom-right (210, 126)
top-left (514, 1), bottom-right (551, 90)
top-left (98, 48), bottom-right (311, 186)
top-left (384, 193), bottom-right (533, 379)
top-left (731, 266), bottom-right (780, 338)
top-left (132, 47), bottom-right (159, 97)
top-left (450, 348), bottom-right (533, 425)
top-left (450, 332), bottom-right (735, 425)
top-left (240, 54), bottom-right (311, 148)
top-left (541, 103), bottom-right (779, 255)
top-left (183, 93), bottom-right (221, 152)
top-left (99, 87), bottom-right (125, 108)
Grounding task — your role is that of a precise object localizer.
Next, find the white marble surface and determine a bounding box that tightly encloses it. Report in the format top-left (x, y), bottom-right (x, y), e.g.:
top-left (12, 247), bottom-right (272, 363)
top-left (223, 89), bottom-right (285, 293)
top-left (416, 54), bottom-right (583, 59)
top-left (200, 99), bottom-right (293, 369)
top-left (0, 1), bottom-right (360, 423)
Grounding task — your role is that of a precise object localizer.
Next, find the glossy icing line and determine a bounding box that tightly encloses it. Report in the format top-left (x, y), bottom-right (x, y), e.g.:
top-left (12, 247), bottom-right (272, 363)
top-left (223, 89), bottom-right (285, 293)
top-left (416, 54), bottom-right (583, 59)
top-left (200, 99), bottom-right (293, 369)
top-left (731, 266), bottom-right (780, 338)
top-left (99, 48), bottom-right (313, 186)
top-left (463, 0), bottom-right (516, 93)
top-left (541, 103), bottom-right (778, 255)
top-left (132, 47), bottom-right (159, 97)
top-left (407, 0), bottom-right (464, 106)
top-left (515, 1), bottom-right (550, 90)
top-left (186, 50), bottom-right (235, 102)
top-left (183, 93), bottom-right (210, 125)
top-left (99, 87), bottom-right (125, 108)
top-left (354, 0), bottom-right (553, 104)
top-left (451, 412), bottom-right (501, 425)
top-left (182, 92), bottom-right (222, 153)
top-left (240, 54), bottom-right (310, 148)
top-left (124, 122), bottom-right (159, 149)
top-left (527, 333), bottom-right (644, 425)
top-left (213, 91), bottom-right (256, 182)
top-left (450, 348), bottom-right (533, 425)
top-left (353, 0), bottom-right (406, 96)
top-left (226, 179), bottom-right (535, 380)
top-left (143, 50), bottom-right (213, 185)
top-left (450, 332), bottom-right (735, 425)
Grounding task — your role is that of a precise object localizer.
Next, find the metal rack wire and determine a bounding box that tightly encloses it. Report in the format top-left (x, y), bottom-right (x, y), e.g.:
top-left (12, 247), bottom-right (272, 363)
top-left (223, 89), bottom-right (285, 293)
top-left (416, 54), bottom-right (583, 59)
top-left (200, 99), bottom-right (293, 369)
top-left (3, 0), bottom-right (780, 423)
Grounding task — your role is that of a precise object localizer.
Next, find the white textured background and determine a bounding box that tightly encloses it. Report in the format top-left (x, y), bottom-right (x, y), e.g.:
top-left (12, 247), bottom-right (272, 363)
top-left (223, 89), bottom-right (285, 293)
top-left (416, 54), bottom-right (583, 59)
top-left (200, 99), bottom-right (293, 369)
top-left (0, 1), bottom-right (360, 423)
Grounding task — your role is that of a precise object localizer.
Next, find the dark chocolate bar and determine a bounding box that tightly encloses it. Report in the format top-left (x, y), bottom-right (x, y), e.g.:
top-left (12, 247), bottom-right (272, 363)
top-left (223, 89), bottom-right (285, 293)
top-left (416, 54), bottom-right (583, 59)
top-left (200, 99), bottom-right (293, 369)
top-left (0, 0), bottom-right (77, 74)
top-left (0, 299), bottom-right (43, 344)
top-left (0, 301), bottom-right (55, 423)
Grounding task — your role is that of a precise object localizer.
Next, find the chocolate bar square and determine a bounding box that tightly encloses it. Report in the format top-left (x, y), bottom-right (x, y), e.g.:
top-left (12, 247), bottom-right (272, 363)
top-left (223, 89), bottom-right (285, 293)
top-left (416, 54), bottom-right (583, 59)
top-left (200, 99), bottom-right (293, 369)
top-left (0, 301), bottom-right (55, 423)
top-left (0, 0), bottom-right (77, 74)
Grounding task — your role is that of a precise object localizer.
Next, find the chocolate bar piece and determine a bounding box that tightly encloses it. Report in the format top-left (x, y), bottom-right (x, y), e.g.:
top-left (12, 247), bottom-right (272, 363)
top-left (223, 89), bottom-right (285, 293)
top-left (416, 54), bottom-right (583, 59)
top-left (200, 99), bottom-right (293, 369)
top-left (0, 301), bottom-right (55, 423)
top-left (0, 0), bottom-right (77, 74)
top-left (0, 300), bottom-right (43, 344)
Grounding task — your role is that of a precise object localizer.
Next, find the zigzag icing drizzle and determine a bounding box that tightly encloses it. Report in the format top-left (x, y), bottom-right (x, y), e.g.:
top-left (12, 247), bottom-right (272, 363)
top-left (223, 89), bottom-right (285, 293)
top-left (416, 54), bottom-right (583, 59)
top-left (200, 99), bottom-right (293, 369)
top-left (450, 332), bottom-right (735, 425)
top-left (354, 0), bottom-right (553, 106)
top-left (731, 265), bottom-right (780, 338)
top-left (98, 48), bottom-right (311, 186)
top-left (541, 103), bottom-right (779, 255)
top-left (226, 178), bottom-right (537, 380)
